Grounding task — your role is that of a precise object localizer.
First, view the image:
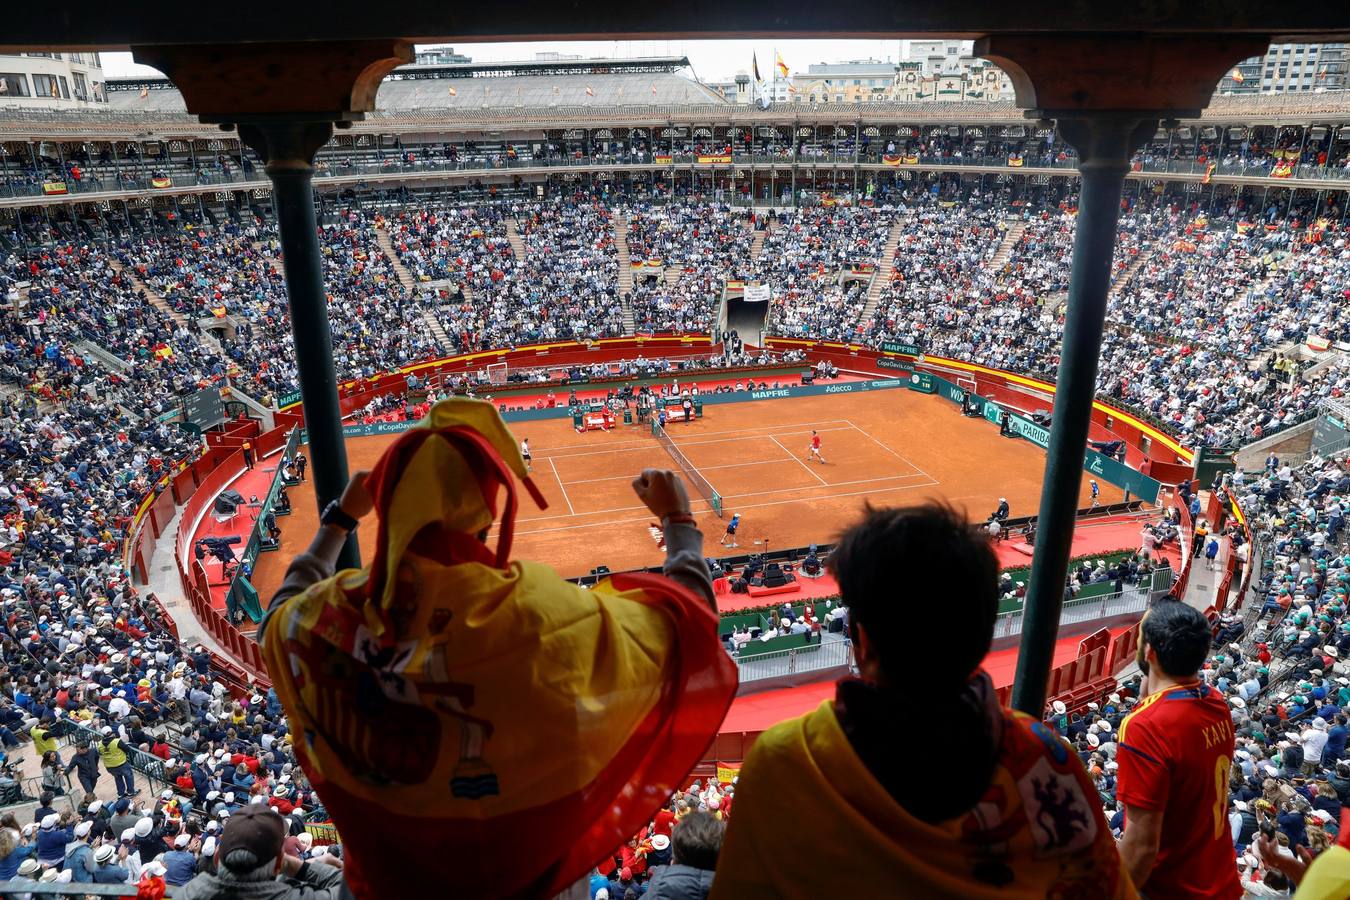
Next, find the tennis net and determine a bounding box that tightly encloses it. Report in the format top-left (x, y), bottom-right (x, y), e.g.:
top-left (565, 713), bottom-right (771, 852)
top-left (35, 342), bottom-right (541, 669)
top-left (651, 421), bottom-right (724, 517)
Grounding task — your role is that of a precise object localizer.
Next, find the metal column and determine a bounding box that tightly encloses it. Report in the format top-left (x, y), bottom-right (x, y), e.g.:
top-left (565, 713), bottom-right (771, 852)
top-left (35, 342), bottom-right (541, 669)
top-left (238, 120), bottom-right (359, 571)
top-left (1011, 115), bottom-right (1156, 715)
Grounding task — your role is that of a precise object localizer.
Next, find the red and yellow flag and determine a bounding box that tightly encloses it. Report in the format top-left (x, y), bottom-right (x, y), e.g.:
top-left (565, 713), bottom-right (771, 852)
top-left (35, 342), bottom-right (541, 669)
top-left (261, 400), bottom-right (736, 900)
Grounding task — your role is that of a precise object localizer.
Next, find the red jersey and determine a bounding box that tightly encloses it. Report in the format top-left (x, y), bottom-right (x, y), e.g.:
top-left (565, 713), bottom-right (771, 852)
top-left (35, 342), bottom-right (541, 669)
top-left (811, 435), bottom-right (821, 449)
top-left (1116, 682), bottom-right (1241, 899)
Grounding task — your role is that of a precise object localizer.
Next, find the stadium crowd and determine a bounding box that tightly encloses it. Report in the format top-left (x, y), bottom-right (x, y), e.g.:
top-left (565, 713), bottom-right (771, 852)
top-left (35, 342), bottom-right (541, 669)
top-left (6, 184), bottom-right (1350, 895)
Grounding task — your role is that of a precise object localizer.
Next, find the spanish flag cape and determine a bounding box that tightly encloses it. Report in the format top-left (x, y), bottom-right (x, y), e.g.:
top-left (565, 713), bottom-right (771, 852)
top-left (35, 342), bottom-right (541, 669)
top-left (261, 400), bottom-right (737, 899)
top-left (710, 698), bottom-right (1136, 900)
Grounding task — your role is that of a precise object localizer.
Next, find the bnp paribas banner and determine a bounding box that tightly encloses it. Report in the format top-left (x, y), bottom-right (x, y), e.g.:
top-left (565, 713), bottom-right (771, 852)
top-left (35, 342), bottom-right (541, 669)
top-left (1006, 413), bottom-right (1051, 449)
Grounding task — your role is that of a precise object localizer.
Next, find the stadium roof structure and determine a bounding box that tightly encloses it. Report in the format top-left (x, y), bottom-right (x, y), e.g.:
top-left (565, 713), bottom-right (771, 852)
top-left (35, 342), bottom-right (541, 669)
top-left (105, 57), bottom-right (726, 115)
top-left (8, 0), bottom-right (1350, 717)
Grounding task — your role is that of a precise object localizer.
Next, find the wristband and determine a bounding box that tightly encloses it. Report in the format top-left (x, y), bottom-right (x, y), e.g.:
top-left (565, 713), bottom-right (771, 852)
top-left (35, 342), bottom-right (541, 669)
top-left (662, 513), bottom-right (697, 527)
top-left (320, 500), bottom-right (359, 533)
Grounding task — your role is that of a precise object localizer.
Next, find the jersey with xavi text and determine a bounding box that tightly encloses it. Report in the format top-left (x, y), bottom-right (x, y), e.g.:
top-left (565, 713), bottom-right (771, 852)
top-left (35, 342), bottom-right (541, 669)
top-left (1116, 683), bottom-right (1241, 900)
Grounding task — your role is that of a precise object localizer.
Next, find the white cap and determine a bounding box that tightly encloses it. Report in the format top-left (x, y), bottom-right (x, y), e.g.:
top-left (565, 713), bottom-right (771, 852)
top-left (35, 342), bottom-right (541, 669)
top-left (135, 817), bottom-right (154, 837)
top-left (73, 820), bottom-right (92, 838)
top-left (174, 833), bottom-right (191, 848)
top-left (1052, 700), bottom-right (1067, 715)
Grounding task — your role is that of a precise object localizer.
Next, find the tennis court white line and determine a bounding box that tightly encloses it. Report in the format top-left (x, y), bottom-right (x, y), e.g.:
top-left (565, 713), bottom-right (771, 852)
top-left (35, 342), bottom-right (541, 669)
top-left (843, 419), bottom-right (930, 480)
top-left (768, 434), bottom-right (829, 486)
top-left (719, 472), bottom-right (932, 501)
top-left (560, 456), bottom-right (802, 485)
top-left (529, 419), bottom-right (856, 456)
top-left (537, 425), bottom-right (856, 461)
top-left (515, 460), bottom-right (934, 524)
top-left (503, 477), bottom-right (942, 537)
top-left (548, 456), bottom-right (576, 516)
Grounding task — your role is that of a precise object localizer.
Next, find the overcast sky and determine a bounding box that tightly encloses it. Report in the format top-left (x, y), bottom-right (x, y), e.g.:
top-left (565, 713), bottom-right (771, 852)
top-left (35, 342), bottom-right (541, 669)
top-left (101, 39), bottom-right (924, 84)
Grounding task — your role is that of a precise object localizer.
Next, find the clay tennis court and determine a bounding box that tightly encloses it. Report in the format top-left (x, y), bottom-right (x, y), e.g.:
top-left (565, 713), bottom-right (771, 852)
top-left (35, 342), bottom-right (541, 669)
top-left (249, 388), bottom-right (1120, 592)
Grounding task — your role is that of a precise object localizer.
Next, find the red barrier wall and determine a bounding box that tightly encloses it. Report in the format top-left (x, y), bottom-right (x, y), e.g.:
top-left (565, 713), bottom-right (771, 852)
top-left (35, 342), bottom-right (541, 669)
top-left (148, 343), bottom-right (1233, 713)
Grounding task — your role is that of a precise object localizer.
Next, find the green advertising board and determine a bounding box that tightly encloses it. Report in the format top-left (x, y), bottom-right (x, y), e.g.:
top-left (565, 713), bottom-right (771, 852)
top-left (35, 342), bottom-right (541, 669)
top-left (907, 371), bottom-right (936, 394)
top-left (1083, 449), bottom-right (1161, 504)
top-left (1006, 413), bottom-right (1051, 449)
top-left (277, 390), bottom-right (303, 408)
top-left (880, 341), bottom-right (920, 356)
top-left (982, 400), bottom-right (1003, 425)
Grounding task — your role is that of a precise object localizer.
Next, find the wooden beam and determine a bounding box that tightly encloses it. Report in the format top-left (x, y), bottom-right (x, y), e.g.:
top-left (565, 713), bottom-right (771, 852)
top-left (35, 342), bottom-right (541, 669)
top-left (131, 40), bottom-right (413, 122)
top-left (978, 35), bottom-right (1272, 114)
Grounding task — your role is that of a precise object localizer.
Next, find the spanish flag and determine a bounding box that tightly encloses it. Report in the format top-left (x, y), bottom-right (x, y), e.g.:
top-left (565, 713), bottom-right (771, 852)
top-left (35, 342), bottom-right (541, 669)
top-left (1272, 160), bottom-right (1294, 178)
top-left (261, 400), bottom-right (736, 900)
top-left (151, 176), bottom-right (173, 189)
top-left (448, 86), bottom-right (457, 97)
top-left (710, 696), bottom-right (1134, 899)
top-left (776, 52), bottom-right (789, 79)
top-left (881, 154), bottom-right (903, 167)
top-left (1202, 163), bottom-right (1216, 185)
top-left (1231, 67), bottom-right (1245, 84)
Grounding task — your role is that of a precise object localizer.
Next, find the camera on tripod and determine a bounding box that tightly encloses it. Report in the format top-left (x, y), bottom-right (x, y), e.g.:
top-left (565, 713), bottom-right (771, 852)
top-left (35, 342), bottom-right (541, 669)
top-left (195, 535), bottom-right (242, 566)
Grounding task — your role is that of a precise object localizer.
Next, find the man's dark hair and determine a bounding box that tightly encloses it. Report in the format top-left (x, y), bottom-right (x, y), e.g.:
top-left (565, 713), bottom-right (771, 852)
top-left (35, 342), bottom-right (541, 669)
top-left (1141, 599), bottom-right (1212, 678)
top-left (671, 811), bottom-right (724, 871)
top-left (830, 503), bottom-right (997, 688)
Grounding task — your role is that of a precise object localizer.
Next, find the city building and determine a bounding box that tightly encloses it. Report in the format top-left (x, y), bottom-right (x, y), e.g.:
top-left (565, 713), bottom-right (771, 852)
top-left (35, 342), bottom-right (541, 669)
top-left (413, 46), bottom-right (473, 66)
top-left (0, 52), bottom-right (107, 107)
top-left (792, 59), bottom-right (899, 104)
top-left (1217, 42), bottom-right (1347, 94)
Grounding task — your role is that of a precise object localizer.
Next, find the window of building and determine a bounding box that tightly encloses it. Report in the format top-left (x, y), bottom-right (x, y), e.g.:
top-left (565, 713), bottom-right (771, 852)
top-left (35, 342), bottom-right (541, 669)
top-left (31, 74), bottom-right (59, 98)
top-left (73, 72), bottom-right (87, 101)
top-left (0, 73), bottom-right (30, 97)
top-left (57, 76), bottom-right (70, 99)
top-left (947, 46), bottom-right (957, 54)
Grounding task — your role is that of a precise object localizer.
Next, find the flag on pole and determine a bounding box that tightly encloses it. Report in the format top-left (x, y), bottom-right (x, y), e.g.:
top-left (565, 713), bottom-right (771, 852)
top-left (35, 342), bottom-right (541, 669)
top-left (1230, 68), bottom-right (1245, 84)
top-left (139, 87), bottom-right (149, 98)
top-left (776, 51), bottom-right (789, 79)
top-left (585, 85), bottom-right (595, 97)
top-left (448, 86), bottom-right (457, 97)
top-left (752, 52), bottom-right (762, 85)
top-left (651, 83), bottom-right (658, 95)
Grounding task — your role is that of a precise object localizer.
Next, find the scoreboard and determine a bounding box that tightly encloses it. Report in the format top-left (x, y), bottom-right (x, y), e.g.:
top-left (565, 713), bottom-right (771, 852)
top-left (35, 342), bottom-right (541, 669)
top-left (182, 387), bottom-right (227, 431)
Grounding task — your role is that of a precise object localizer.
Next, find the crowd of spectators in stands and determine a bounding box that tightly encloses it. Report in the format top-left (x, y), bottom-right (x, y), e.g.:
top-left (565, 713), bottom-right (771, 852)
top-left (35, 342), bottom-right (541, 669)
top-left (7, 188), bottom-right (1350, 893)
top-left (625, 202), bottom-right (755, 335)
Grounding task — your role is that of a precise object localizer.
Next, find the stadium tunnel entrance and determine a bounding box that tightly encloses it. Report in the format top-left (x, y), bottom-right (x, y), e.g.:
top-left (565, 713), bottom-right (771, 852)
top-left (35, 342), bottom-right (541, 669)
top-left (724, 293), bottom-right (770, 345)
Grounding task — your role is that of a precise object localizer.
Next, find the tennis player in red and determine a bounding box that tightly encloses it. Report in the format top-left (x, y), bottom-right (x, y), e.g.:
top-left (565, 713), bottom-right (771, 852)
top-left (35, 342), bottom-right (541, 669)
top-left (1116, 601), bottom-right (1242, 899)
top-left (806, 430), bottom-right (827, 464)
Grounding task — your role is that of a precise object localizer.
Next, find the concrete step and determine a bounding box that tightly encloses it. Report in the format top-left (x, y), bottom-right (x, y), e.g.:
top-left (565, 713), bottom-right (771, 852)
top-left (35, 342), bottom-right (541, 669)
top-left (1110, 246), bottom-right (1156, 293)
top-left (859, 220), bottom-right (906, 322)
top-left (614, 214), bottom-right (635, 332)
top-left (423, 309), bottom-right (453, 352)
top-left (373, 227), bottom-right (418, 292)
top-left (109, 258), bottom-right (187, 328)
top-left (989, 221), bottom-right (1028, 270)
top-left (749, 230), bottom-right (767, 261)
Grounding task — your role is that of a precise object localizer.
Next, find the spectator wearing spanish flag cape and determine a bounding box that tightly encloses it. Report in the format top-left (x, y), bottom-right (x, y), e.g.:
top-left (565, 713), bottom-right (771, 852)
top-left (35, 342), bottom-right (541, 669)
top-left (711, 504), bottom-right (1135, 899)
top-left (259, 399), bottom-right (736, 899)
